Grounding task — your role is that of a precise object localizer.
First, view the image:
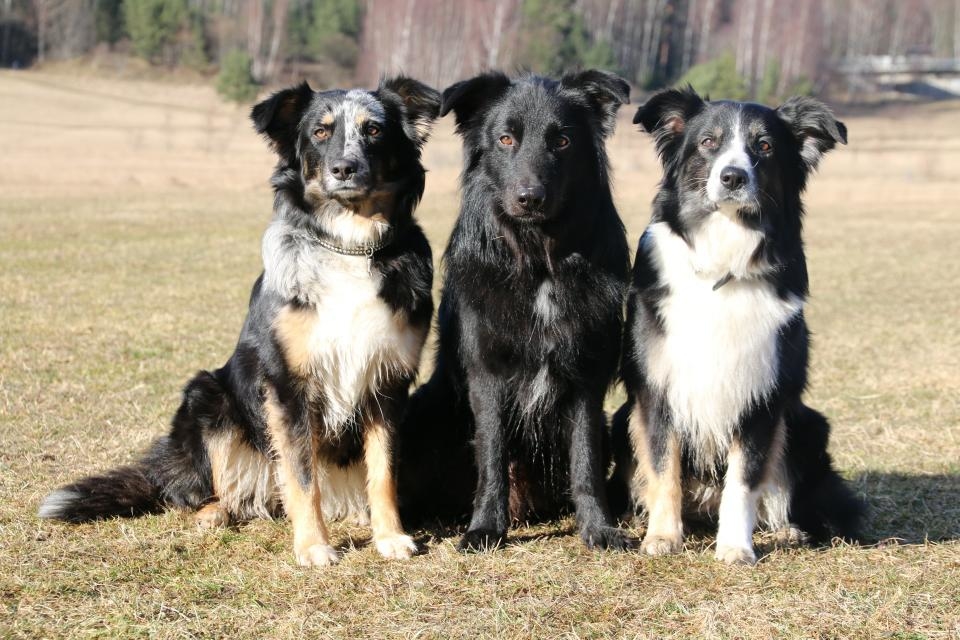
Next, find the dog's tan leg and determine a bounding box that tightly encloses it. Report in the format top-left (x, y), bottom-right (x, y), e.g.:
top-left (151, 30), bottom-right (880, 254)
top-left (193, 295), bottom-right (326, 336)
top-left (364, 418), bottom-right (416, 559)
top-left (631, 403), bottom-right (684, 555)
top-left (266, 393), bottom-right (338, 568)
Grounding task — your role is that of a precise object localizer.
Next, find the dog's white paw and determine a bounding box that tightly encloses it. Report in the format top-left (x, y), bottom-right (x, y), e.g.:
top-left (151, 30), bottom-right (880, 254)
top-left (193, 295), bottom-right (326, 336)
top-left (375, 534), bottom-right (417, 560)
top-left (295, 543), bottom-right (340, 568)
top-left (716, 544), bottom-right (757, 566)
top-left (641, 534), bottom-right (683, 556)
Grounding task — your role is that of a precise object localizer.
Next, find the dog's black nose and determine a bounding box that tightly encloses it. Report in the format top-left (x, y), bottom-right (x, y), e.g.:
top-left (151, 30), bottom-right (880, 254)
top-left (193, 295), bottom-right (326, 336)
top-left (719, 166), bottom-right (749, 190)
top-left (516, 184), bottom-right (546, 211)
top-left (331, 159), bottom-right (358, 181)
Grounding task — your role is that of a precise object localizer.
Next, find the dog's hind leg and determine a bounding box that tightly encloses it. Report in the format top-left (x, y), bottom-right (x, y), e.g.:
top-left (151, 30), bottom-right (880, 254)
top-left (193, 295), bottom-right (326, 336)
top-left (201, 424), bottom-right (277, 527)
top-left (568, 396), bottom-right (630, 550)
top-left (633, 402), bottom-right (684, 556)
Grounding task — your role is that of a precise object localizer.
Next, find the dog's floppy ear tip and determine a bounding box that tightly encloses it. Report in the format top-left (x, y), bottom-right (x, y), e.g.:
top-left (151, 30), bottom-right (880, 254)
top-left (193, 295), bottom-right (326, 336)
top-left (632, 106), bottom-right (644, 126)
top-left (835, 120), bottom-right (849, 145)
top-left (250, 81), bottom-right (313, 134)
top-left (439, 72), bottom-right (511, 121)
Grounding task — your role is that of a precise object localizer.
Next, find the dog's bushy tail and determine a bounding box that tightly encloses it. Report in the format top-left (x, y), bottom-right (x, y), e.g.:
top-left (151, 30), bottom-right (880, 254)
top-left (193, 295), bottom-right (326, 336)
top-left (785, 402), bottom-right (865, 543)
top-left (38, 371), bottom-right (226, 523)
top-left (37, 461), bottom-right (161, 522)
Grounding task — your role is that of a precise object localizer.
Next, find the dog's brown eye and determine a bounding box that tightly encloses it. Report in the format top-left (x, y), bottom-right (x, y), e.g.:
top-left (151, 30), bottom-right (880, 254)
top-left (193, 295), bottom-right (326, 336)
top-left (700, 136), bottom-right (717, 149)
top-left (556, 135), bottom-right (570, 149)
top-left (366, 123), bottom-right (381, 137)
top-left (315, 126), bottom-right (331, 141)
top-left (499, 135), bottom-right (514, 147)
top-left (758, 139), bottom-right (772, 153)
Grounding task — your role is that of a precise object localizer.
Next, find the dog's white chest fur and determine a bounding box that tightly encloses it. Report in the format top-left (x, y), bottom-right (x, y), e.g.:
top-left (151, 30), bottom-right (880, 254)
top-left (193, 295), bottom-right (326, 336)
top-left (262, 221), bottom-right (423, 431)
top-left (642, 218), bottom-right (802, 465)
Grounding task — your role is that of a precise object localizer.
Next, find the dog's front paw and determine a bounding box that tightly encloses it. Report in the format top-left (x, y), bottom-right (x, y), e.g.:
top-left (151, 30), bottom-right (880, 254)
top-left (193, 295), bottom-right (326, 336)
top-left (295, 543), bottom-right (341, 568)
top-left (715, 544), bottom-right (757, 566)
top-left (457, 528), bottom-right (506, 553)
top-left (375, 534), bottom-right (418, 560)
top-left (581, 525), bottom-right (632, 551)
top-left (641, 533), bottom-right (683, 556)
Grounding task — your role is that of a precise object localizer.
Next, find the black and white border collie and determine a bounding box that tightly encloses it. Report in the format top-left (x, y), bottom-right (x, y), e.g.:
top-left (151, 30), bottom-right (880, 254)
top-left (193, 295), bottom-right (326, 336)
top-left (609, 87), bottom-right (863, 564)
top-left (401, 70), bottom-right (633, 551)
top-left (39, 77), bottom-right (440, 567)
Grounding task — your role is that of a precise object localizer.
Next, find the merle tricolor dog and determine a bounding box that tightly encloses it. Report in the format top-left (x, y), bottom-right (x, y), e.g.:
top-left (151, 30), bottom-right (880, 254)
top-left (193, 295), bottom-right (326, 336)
top-left (399, 70), bottom-right (633, 551)
top-left (39, 76), bottom-right (440, 567)
top-left (608, 87), bottom-right (863, 564)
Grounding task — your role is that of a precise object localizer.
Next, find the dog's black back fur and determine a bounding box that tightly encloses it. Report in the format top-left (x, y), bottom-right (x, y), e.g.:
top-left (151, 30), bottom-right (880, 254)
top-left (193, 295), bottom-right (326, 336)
top-left (400, 71), bottom-right (632, 550)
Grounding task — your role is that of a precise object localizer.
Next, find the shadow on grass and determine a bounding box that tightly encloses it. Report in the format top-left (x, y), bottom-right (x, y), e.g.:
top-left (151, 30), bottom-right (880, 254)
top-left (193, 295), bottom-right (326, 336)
top-left (397, 471), bottom-right (960, 551)
top-left (854, 471), bottom-right (960, 544)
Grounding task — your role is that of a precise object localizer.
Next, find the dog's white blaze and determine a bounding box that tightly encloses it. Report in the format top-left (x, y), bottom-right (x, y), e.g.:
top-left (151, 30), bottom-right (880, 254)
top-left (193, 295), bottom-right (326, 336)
top-left (706, 115), bottom-right (756, 205)
top-left (262, 219), bottom-right (424, 432)
top-left (522, 278), bottom-right (558, 417)
top-left (534, 279), bottom-right (557, 324)
top-left (643, 221), bottom-right (802, 469)
top-left (688, 208), bottom-right (767, 281)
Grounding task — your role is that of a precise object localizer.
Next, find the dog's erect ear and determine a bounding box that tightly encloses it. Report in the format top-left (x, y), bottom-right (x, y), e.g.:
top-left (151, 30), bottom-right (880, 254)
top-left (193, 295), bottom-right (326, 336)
top-left (440, 72), bottom-right (512, 132)
top-left (776, 96), bottom-right (847, 169)
top-left (379, 75), bottom-right (442, 147)
top-left (634, 86), bottom-right (706, 161)
top-left (560, 69), bottom-right (630, 138)
top-left (251, 82), bottom-right (313, 162)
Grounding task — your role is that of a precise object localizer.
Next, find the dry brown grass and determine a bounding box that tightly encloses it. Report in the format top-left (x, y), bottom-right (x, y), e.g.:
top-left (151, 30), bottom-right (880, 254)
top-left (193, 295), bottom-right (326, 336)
top-left (1, 70), bottom-right (959, 639)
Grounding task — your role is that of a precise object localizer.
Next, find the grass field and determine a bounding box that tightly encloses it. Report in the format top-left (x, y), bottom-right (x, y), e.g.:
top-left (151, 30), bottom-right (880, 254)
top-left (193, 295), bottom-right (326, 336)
top-left (1, 69), bottom-right (959, 639)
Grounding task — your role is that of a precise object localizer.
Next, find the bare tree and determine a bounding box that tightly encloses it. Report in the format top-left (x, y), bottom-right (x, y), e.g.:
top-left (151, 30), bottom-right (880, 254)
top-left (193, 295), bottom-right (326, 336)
top-left (697, 0), bottom-right (716, 65)
top-left (247, 1), bottom-right (264, 79)
top-left (754, 0), bottom-right (775, 89)
top-left (262, 0), bottom-right (289, 81)
top-left (480, 0), bottom-right (516, 69)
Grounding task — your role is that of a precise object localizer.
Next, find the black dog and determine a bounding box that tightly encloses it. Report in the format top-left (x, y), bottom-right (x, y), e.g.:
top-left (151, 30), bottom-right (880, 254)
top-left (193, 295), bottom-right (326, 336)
top-left (609, 87), bottom-right (863, 564)
top-left (401, 70), bottom-right (632, 551)
top-left (39, 77), bottom-right (440, 567)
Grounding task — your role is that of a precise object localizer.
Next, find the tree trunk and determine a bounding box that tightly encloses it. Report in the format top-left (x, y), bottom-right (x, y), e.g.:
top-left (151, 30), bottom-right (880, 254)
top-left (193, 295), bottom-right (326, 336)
top-left (755, 0), bottom-right (775, 91)
top-left (697, 0), bottom-right (715, 63)
top-left (247, 1), bottom-right (264, 81)
top-left (262, 0), bottom-right (289, 82)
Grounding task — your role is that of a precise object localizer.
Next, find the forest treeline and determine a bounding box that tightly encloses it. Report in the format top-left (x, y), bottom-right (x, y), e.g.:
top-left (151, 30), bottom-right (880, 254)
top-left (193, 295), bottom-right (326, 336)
top-left (2, 0), bottom-right (959, 102)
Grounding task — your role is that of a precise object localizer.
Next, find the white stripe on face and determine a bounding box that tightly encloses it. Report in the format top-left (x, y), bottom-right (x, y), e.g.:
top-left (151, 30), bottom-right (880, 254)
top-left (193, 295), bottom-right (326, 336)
top-left (337, 91), bottom-right (386, 158)
top-left (706, 114), bottom-right (756, 206)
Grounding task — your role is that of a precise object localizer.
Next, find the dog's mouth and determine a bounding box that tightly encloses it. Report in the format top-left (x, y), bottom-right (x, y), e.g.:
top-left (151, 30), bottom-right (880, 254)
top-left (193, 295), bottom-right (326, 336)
top-left (328, 186), bottom-right (371, 204)
top-left (708, 191), bottom-right (759, 215)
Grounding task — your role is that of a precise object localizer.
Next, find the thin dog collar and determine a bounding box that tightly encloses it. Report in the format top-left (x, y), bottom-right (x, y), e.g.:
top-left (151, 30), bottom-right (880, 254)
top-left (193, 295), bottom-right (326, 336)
top-left (315, 230), bottom-right (393, 258)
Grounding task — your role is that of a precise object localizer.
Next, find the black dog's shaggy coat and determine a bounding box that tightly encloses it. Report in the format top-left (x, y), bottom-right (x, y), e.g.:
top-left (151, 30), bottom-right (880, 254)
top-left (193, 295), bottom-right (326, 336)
top-left (400, 70), bottom-right (632, 551)
top-left (608, 87), bottom-right (863, 564)
top-left (39, 76), bottom-right (441, 567)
